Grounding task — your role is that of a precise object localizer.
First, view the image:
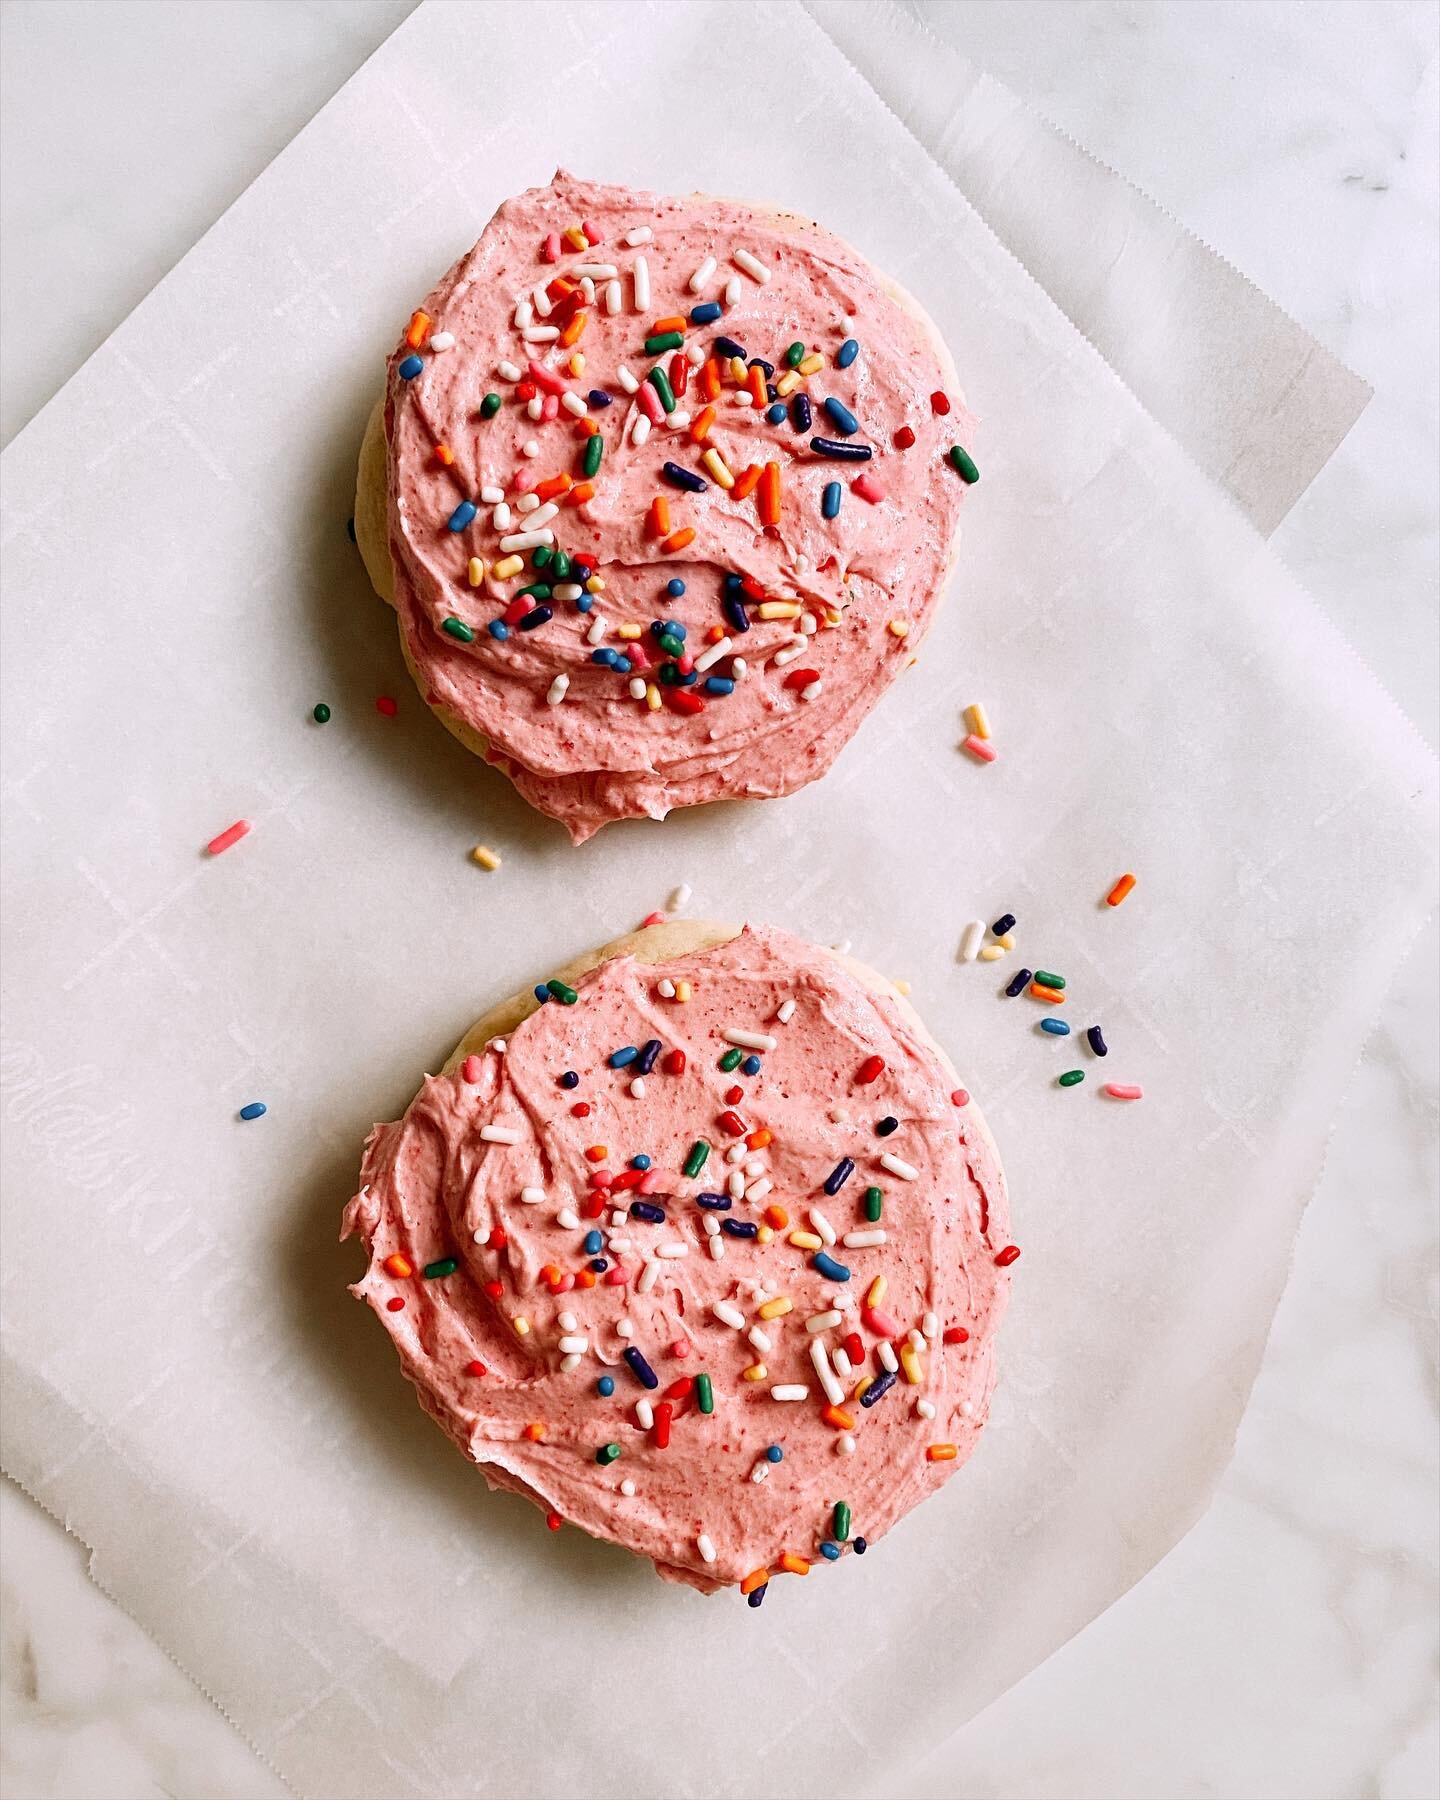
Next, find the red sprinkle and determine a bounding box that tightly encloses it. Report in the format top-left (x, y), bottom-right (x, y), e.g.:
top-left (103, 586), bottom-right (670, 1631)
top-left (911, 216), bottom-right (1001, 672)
top-left (724, 1085), bottom-right (744, 1105)
top-left (503, 596), bottom-right (531, 626)
top-left (488, 1227), bottom-right (508, 1249)
top-left (461, 1054), bottom-right (482, 1082)
top-left (483, 1280), bottom-right (503, 1300)
top-left (663, 1376), bottom-right (694, 1401)
top-left (842, 1331), bottom-right (864, 1365)
top-left (994, 1245), bottom-right (1022, 1267)
top-left (654, 1401), bottom-right (673, 1449)
top-left (662, 1050), bottom-right (686, 1075)
top-left (466, 1359), bottom-right (487, 1375)
top-left (784, 668), bottom-right (820, 690)
top-left (610, 1169), bottom-right (645, 1193)
top-left (666, 689), bottom-right (705, 716)
top-left (571, 1101), bottom-right (591, 1117)
top-left (206, 819), bottom-right (251, 856)
top-left (930, 391), bottom-right (951, 415)
top-left (718, 1109), bottom-right (747, 1137)
top-left (640, 910), bottom-right (666, 927)
top-left (942, 1326), bottom-right (970, 1345)
top-left (951, 1089), bottom-right (970, 1106)
top-left (582, 1191), bottom-right (606, 1219)
top-left (893, 424), bottom-right (916, 449)
top-left (385, 1296), bottom-right (405, 1312)
top-left (856, 1055), bottom-right (885, 1084)
top-left (376, 696), bottom-right (398, 717)
top-left (546, 1511), bottom-right (563, 1531)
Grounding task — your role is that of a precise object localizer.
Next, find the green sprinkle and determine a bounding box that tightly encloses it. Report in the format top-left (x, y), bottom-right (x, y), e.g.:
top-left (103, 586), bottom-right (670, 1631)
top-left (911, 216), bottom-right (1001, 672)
top-left (785, 341), bottom-right (806, 368)
top-left (423, 1257), bottom-right (458, 1279)
top-left (682, 1139), bottom-right (710, 1178)
top-left (531, 544), bottom-right (553, 568)
top-left (644, 331), bottom-right (684, 356)
top-left (551, 550), bottom-right (571, 581)
top-left (1034, 970), bottom-right (1066, 989)
top-left (312, 702), bottom-right (331, 724)
top-left (948, 444), bottom-right (980, 484)
top-left (441, 617), bottom-right (474, 642)
top-left (516, 583), bottom-right (552, 601)
top-left (657, 632), bottom-right (685, 658)
top-left (864, 1186), bottom-right (883, 1222)
top-left (719, 1047), bottom-right (743, 1072)
top-left (832, 1500), bottom-right (851, 1542)
top-left (480, 392), bottom-right (502, 419)
top-left (696, 1372), bottom-right (714, 1415)
top-left (547, 978), bottom-right (578, 1005)
top-left (647, 366), bottom-right (676, 413)
top-left (1057, 1070), bottom-right (1085, 1088)
top-left (596, 1442), bottom-right (622, 1465)
top-left (583, 433), bottom-right (604, 479)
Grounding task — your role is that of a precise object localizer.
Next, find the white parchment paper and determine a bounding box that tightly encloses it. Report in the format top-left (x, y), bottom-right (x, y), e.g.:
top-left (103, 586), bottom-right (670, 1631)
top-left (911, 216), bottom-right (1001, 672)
top-left (1, 4), bottom-right (1434, 1797)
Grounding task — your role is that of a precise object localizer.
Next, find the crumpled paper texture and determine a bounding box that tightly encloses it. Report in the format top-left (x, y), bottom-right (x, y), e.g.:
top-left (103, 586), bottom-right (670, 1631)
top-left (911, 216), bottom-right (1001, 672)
top-left (1, 3), bottom-right (1434, 1797)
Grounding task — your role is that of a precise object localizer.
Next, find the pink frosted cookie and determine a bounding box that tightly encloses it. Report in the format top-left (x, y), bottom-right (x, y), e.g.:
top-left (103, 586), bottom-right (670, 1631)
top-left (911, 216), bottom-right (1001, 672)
top-left (354, 172), bottom-right (978, 842)
top-left (341, 921), bottom-right (1013, 1600)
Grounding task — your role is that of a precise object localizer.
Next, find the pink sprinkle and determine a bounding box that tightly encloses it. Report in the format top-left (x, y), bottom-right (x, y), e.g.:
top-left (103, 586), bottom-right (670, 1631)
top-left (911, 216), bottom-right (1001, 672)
top-left (527, 359), bottom-right (569, 396)
top-left (605, 1266), bottom-right (628, 1285)
top-left (512, 466), bottom-right (538, 494)
top-left (951, 1088), bottom-right (970, 1107)
top-left (582, 220), bottom-right (602, 245)
top-left (541, 232), bottom-right (561, 263)
top-left (640, 910), bottom-right (666, 927)
top-left (671, 1339), bottom-right (690, 1359)
top-left (626, 640), bottom-right (651, 671)
top-left (589, 1170), bottom-right (613, 1189)
top-left (541, 393), bottom-right (559, 422)
top-left (676, 654), bottom-right (695, 676)
top-left (852, 473), bottom-right (886, 505)
top-left (863, 1305), bottom-right (901, 1338)
top-left (553, 1274), bottom-right (574, 1292)
top-left (637, 1170), bottom-right (670, 1194)
top-left (636, 381), bottom-right (665, 424)
top-left (461, 1054), bottom-right (483, 1083)
top-left (962, 734), bottom-right (997, 763)
top-left (1103, 1083), bottom-right (1144, 1101)
top-left (376, 695), bottom-right (398, 717)
top-left (206, 819), bottom-right (251, 856)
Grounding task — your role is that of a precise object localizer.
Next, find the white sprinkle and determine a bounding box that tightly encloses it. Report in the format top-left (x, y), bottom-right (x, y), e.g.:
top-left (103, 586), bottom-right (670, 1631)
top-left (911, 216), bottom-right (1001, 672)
top-left (725, 1142), bottom-right (746, 1166)
top-left (810, 1337), bottom-right (844, 1405)
top-left (624, 225), bottom-right (653, 246)
top-left (655, 1241), bottom-right (688, 1258)
top-left (492, 502), bottom-right (512, 530)
top-left (658, 978), bottom-right (676, 998)
top-left (629, 1077), bottom-right (647, 1098)
top-left (806, 1310), bottom-right (842, 1334)
top-left (669, 884), bottom-right (692, 910)
top-left (429, 331), bottom-right (455, 352)
top-left (694, 635), bottom-right (732, 674)
top-left (527, 501), bottom-right (560, 530)
top-left (800, 613), bottom-right (819, 636)
top-left (609, 1209), bottom-right (627, 1229)
top-left (585, 616), bottom-right (607, 646)
top-left (750, 1461), bottom-right (770, 1483)
top-left (686, 343), bottom-right (705, 366)
top-left (554, 582), bottom-right (582, 602)
top-left (480, 1125), bottom-right (520, 1144)
top-left (843, 1229), bottom-right (887, 1248)
top-left (636, 1398), bottom-right (654, 1429)
top-left (620, 1477), bottom-right (637, 1496)
top-left (561, 391), bottom-right (588, 417)
top-left (525, 395), bottom-right (544, 422)
top-left (616, 363), bottom-right (639, 394)
top-left (748, 1325), bottom-right (772, 1353)
top-left (515, 299), bottom-right (534, 329)
top-left (631, 414), bottom-right (651, 448)
top-left (522, 325), bottom-right (559, 342)
top-left (722, 1028), bottom-right (777, 1052)
top-left (776, 997), bottom-right (797, 1024)
top-left (496, 360), bottom-right (522, 382)
top-left (480, 485), bottom-right (504, 505)
top-left (731, 392), bottom-right (754, 408)
top-left (702, 1213), bottom-right (721, 1238)
top-left (771, 1384), bottom-right (809, 1402)
top-left (546, 674), bottom-right (569, 707)
top-left (877, 1340), bottom-right (899, 1373)
top-left (708, 1235), bottom-right (726, 1260)
top-left (471, 1226), bottom-right (488, 1244)
top-left (917, 1398), bottom-right (937, 1420)
top-left (923, 1311), bottom-right (939, 1340)
top-left (810, 1208), bottom-right (837, 1247)
top-left (520, 1186), bottom-right (546, 1205)
top-left (688, 255), bottom-right (717, 293)
top-left (556, 1207), bottom-right (580, 1230)
top-left (723, 274), bottom-right (743, 307)
top-left (531, 285), bottom-right (553, 319)
top-left (628, 676), bottom-right (646, 699)
top-left (733, 248), bottom-right (771, 284)
top-left (560, 1353), bottom-right (580, 1373)
top-left (636, 1260), bottom-right (660, 1292)
top-left (958, 920), bottom-right (985, 963)
top-left (908, 1328), bottom-right (926, 1351)
top-left (580, 278), bottom-right (596, 305)
top-left (743, 1157), bottom-right (765, 1180)
top-left (522, 439), bottom-right (540, 458)
top-left (557, 1335), bottom-right (589, 1355)
top-left (833, 1347), bottom-right (853, 1379)
top-left (713, 1300), bottom-right (746, 1329)
top-left (573, 263), bottom-right (618, 279)
top-left (616, 1317), bottom-right (635, 1338)
top-left (632, 255), bottom-right (650, 312)
top-left (881, 1152), bottom-right (919, 1181)
top-left (604, 279), bottom-right (622, 316)
top-left (516, 492), bottom-right (541, 515)
top-left (499, 530), bottom-right (554, 553)
top-left (961, 1399), bottom-right (975, 1418)
top-left (492, 1039), bottom-right (507, 1055)
top-left (609, 1235), bottom-right (632, 1252)
top-left (837, 1433), bottom-right (856, 1455)
top-left (746, 1177), bottom-right (772, 1204)
top-left (773, 638), bottom-right (807, 667)
top-left (697, 1533), bottom-right (717, 1565)
top-left (667, 409), bottom-right (691, 430)
top-left (800, 679), bottom-right (823, 704)
top-left (558, 1311), bottom-right (578, 1331)
top-left (727, 1169), bottom-right (746, 1200)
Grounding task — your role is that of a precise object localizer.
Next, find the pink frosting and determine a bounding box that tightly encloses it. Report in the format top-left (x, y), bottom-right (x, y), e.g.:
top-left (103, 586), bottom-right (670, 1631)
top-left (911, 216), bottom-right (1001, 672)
top-left (341, 927), bottom-right (1011, 1594)
top-left (383, 173), bottom-right (976, 841)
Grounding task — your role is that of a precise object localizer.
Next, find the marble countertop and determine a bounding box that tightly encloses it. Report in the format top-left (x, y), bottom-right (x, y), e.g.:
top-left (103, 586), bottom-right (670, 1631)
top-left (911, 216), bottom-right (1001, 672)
top-left (2, 2), bottom-right (1435, 1796)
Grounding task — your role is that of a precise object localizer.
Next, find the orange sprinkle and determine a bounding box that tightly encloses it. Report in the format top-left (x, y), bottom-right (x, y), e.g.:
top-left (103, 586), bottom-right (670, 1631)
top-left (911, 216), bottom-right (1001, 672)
top-left (648, 496), bottom-right (671, 539)
top-left (763, 1204), bottom-right (789, 1229)
top-left (926, 1443), bottom-right (959, 1462)
top-left (568, 481), bottom-right (596, 506)
top-left (575, 416), bottom-right (600, 437)
top-left (705, 623), bottom-right (726, 643)
top-left (732, 463), bottom-right (763, 501)
top-left (382, 1253), bottom-right (413, 1279)
top-left (584, 1145), bottom-right (608, 1163)
top-left (747, 364), bottom-right (767, 408)
top-left (662, 527), bottom-right (696, 553)
top-left (699, 358), bottom-right (721, 401)
top-left (432, 444), bottom-right (454, 467)
top-left (822, 1404), bottom-right (855, 1430)
top-left (574, 1268), bottom-right (596, 1289)
top-left (778, 1553), bottom-right (810, 1577)
top-left (759, 461), bottom-right (782, 526)
top-left (559, 310), bottom-right (587, 348)
top-left (539, 1264), bottom-right (561, 1282)
top-left (404, 309), bottom-right (431, 348)
top-left (1107, 872), bottom-right (1137, 907)
top-left (651, 314), bottom-right (686, 334)
top-left (563, 226), bottom-right (588, 252)
top-left (534, 473), bottom-right (573, 502)
top-left (746, 1127), bottom-right (772, 1151)
top-left (524, 1422), bottom-right (547, 1442)
top-left (740, 1567), bottom-right (769, 1596)
top-left (1029, 983), bottom-right (1065, 1004)
top-left (689, 405), bottom-right (716, 443)
top-left (546, 277), bottom-right (576, 301)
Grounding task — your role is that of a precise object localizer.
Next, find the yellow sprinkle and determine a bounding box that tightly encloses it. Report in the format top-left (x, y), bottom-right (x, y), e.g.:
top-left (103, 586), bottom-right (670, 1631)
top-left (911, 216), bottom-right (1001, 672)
top-left (728, 355), bottom-right (748, 383)
top-left (617, 622), bottom-right (642, 640)
top-left (894, 979), bottom-right (911, 996)
top-left (742, 1362), bottom-right (768, 1382)
top-left (512, 1315), bottom-right (530, 1335)
top-left (900, 1346), bottom-right (924, 1386)
top-left (586, 575), bottom-right (605, 593)
top-left (789, 1230), bottom-right (823, 1251)
top-left (853, 1375), bottom-right (873, 1402)
top-left (493, 554), bottom-right (524, 579)
top-left (798, 352), bottom-right (824, 375)
top-left (978, 945), bottom-right (1006, 962)
top-left (758, 1296), bottom-right (793, 1320)
top-left (887, 618), bottom-right (910, 638)
top-left (996, 931), bottom-right (1016, 951)
top-left (756, 1224), bottom-right (773, 1244)
top-left (467, 557), bottom-right (486, 587)
top-left (563, 225), bottom-right (588, 251)
top-left (675, 979), bottom-right (692, 1002)
top-left (775, 370), bottom-right (802, 396)
top-left (646, 683), bottom-right (661, 712)
top-left (471, 844), bottom-right (502, 871)
top-left (966, 701), bottom-right (992, 740)
top-left (701, 447), bottom-right (735, 490)
top-left (757, 601), bottom-right (801, 620)
top-left (568, 352), bottom-right (586, 377)
top-left (865, 1275), bottom-right (887, 1308)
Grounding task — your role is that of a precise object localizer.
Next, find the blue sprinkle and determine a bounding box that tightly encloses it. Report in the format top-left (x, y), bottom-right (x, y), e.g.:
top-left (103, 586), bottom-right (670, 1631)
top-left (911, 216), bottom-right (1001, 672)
top-left (790, 392), bottom-right (812, 433)
top-left (576, 594), bottom-right (593, 613)
top-left (875, 1116), bottom-right (898, 1136)
top-left (853, 1535), bottom-right (868, 1554)
top-left (583, 1229), bottom-right (603, 1255)
top-left (836, 338), bottom-right (860, 368)
top-left (592, 648), bottom-right (619, 667)
top-left (819, 1541), bottom-right (842, 1561)
top-left (560, 1070), bottom-right (579, 1088)
top-left (637, 1039), bottom-right (662, 1074)
top-left (724, 572), bottom-right (744, 592)
top-left (630, 1153), bottom-right (652, 1170)
top-left (666, 578), bottom-right (686, 597)
top-left (722, 1219), bottom-right (758, 1238)
top-left (447, 500), bottom-right (478, 532)
top-left (766, 383), bottom-right (779, 403)
top-left (534, 984), bottom-right (551, 1004)
top-left (1005, 968), bottom-right (1034, 998)
top-left (766, 1444), bottom-right (783, 1463)
top-left (597, 1374), bottom-right (615, 1396)
top-left (750, 358), bottom-right (775, 380)
top-left (238, 1102), bottom-right (267, 1121)
top-left (518, 605), bottom-right (552, 631)
top-left (713, 335), bottom-right (747, 360)
top-left (690, 301), bottom-right (722, 324)
top-left (695, 1191), bottom-right (732, 1211)
top-left (765, 403), bottom-right (786, 425)
top-left (662, 460), bottom-right (707, 494)
top-left (705, 677), bottom-right (735, 696)
top-left (823, 397), bottom-right (859, 436)
top-left (991, 913), bottom-right (1017, 936)
top-left (589, 1257), bottom-right (608, 1273)
top-left (1086, 1025), bottom-right (1108, 1057)
top-left (748, 1585), bottom-right (767, 1608)
top-left (813, 1250), bottom-right (851, 1282)
top-left (723, 595), bottom-right (751, 634)
top-left (822, 481), bottom-right (842, 520)
top-left (677, 669), bottom-right (698, 687)
top-left (624, 1345), bottom-right (658, 1389)
top-left (1040, 1018), bottom-right (1071, 1037)
top-left (823, 1158), bottom-right (855, 1195)
top-left (629, 1201), bottom-right (666, 1224)
top-left (397, 354), bottom-right (424, 380)
top-left (487, 620), bottom-right (509, 640)
top-left (810, 436), bottom-right (872, 462)
top-left (608, 1046), bottom-right (639, 1068)
top-left (666, 619), bottom-right (687, 638)
top-left (860, 1370), bottom-right (896, 1407)
top-left (742, 1054), bottom-right (761, 1076)
top-left (613, 657), bottom-right (632, 675)
top-left (587, 388), bottom-right (614, 408)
